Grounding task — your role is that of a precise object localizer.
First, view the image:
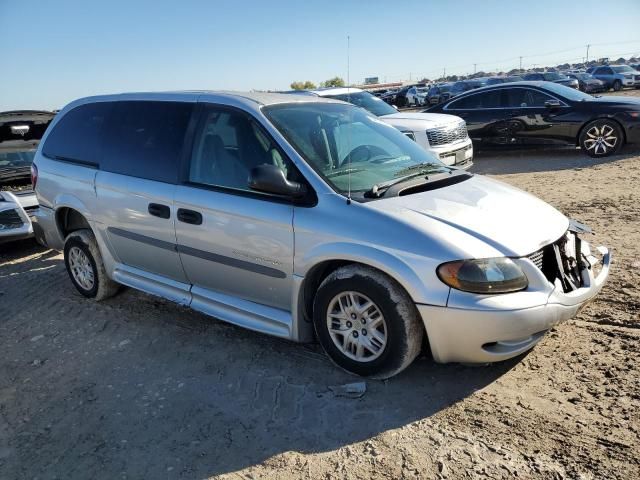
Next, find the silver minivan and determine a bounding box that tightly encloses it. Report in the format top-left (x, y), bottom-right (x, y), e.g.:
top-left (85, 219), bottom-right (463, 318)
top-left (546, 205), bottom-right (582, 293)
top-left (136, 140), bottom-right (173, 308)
top-left (33, 92), bottom-right (611, 378)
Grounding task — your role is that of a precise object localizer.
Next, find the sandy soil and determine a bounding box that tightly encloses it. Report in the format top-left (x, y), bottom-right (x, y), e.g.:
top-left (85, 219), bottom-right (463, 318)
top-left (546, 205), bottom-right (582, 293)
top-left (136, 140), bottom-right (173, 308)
top-left (1, 149), bottom-right (639, 478)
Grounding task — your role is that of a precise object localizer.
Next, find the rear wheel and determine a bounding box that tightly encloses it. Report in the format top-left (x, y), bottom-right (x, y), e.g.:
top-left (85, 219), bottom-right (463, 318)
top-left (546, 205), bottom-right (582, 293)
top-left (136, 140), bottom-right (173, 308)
top-left (579, 119), bottom-right (623, 158)
top-left (313, 265), bottom-right (423, 379)
top-left (64, 229), bottom-right (119, 300)
top-left (613, 80), bottom-right (622, 91)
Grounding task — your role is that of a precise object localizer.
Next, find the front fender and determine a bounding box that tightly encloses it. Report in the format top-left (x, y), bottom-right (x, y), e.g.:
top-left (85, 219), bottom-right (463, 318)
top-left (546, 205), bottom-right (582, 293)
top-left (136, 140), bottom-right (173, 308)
top-left (297, 242), bottom-right (450, 306)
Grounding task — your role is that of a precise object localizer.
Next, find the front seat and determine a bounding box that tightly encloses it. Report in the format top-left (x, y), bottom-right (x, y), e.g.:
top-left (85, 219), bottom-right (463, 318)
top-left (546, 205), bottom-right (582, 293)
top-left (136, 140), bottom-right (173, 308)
top-left (201, 134), bottom-right (249, 189)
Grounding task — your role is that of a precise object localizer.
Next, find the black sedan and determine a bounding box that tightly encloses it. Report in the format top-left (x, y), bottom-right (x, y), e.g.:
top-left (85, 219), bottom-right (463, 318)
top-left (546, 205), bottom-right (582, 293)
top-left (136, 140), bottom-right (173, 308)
top-left (565, 72), bottom-right (606, 93)
top-left (425, 81), bottom-right (640, 157)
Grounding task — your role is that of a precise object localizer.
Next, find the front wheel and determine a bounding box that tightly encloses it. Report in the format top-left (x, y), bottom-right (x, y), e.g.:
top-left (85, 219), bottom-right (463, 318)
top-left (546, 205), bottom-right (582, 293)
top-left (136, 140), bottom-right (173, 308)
top-left (579, 120), bottom-right (623, 158)
top-left (613, 80), bottom-right (622, 91)
top-left (313, 265), bottom-right (424, 379)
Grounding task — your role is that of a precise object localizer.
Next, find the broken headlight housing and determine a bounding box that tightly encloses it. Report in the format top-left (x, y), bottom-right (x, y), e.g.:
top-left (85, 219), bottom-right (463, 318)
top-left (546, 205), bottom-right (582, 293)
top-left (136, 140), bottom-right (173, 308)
top-left (437, 257), bottom-right (528, 294)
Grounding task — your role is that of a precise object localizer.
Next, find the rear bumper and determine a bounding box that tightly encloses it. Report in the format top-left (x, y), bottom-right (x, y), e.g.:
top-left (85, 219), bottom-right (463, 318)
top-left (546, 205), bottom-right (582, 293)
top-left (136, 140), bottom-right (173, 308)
top-left (32, 204), bottom-right (63, 249)
top-left (418, 244), bottom-right (611, 364)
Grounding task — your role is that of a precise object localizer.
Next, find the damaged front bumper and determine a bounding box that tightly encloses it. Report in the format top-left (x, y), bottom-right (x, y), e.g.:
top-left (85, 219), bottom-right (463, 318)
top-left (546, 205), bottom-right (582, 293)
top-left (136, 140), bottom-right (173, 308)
top-left (0, 190), bottom-right (39, 244)
top-left (418, 227), bottom-right (611, 364)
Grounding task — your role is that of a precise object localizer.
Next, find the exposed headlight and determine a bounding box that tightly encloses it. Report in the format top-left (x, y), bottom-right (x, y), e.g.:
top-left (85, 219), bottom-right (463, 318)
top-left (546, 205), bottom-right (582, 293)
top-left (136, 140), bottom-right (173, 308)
top-left (437, 257), bottom-right (528, 294)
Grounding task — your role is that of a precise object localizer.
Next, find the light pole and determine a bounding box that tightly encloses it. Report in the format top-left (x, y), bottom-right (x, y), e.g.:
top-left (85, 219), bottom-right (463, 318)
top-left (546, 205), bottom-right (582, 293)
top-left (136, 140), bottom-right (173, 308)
top-left (519, 56), bottom-right (523, 72)
top-left (586, 44), bottom-right (591, 63)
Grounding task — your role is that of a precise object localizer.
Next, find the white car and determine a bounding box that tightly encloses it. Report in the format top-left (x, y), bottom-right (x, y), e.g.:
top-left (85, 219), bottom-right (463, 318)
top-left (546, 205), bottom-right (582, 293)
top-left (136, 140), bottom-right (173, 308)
top-left (309, 88), bottom-right (473, 169)
top-left (406, 86), bottom-right (429, 106)
top-left (1, 110), bottom-right (55, 244)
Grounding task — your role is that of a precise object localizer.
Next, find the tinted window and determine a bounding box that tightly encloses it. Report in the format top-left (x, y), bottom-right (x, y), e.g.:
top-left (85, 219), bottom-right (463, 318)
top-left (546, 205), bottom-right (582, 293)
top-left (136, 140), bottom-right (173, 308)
top-left (102, 101), bottom-right (193, 183)
top-left (506, 88), bottom-right (553, 107)
top-left (325, 91), bottom-right (397, 116)
top-left (188, 106), bottom-right (294, 192)
top-left (447, 90), bottom-right (503, 109)
top-left (43, 102), bottom-right (111, 165)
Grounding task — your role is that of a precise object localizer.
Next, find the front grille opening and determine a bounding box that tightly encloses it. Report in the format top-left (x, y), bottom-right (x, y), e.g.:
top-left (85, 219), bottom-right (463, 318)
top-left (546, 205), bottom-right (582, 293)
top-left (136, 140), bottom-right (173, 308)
top-left (426, 122), bottom-right (468, 146)
top-left (0, 209), bottom-right (24, 229)
top-left (526, 232), bottom-right (587, 293)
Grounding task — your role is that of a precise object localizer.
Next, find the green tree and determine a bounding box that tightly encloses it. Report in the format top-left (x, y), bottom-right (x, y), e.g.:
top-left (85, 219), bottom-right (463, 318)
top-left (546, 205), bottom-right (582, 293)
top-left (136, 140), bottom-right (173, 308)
top-left (290, 80), bottom-right (317, 90)
top-left (320, 76), bottom-right (346, 88)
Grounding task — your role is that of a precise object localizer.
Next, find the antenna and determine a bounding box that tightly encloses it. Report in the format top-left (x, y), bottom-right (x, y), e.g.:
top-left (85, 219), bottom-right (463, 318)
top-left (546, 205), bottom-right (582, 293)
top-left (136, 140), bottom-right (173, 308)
top-left (346, 34), bottom-right (352, 205)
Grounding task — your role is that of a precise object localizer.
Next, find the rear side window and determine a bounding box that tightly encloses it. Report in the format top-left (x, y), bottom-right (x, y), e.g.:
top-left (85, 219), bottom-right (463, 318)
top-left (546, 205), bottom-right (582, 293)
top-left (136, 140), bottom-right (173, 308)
top-left (101, 101), bottom-right (193, 183)
top-left (447, 90), bottom-right (503, 109)
top-left (42, 102), bottom-right (111, 166)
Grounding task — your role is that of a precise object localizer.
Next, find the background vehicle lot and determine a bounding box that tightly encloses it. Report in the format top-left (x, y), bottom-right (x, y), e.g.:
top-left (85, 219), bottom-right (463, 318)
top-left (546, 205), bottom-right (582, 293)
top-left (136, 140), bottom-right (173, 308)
top-left (1, 141), bottom-right (639, 478)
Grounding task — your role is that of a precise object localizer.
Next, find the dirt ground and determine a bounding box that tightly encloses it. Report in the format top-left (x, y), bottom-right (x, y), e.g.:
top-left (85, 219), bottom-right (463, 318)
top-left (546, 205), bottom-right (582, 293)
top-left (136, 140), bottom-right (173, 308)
top-left (2, 136), bottom-right (640, 478)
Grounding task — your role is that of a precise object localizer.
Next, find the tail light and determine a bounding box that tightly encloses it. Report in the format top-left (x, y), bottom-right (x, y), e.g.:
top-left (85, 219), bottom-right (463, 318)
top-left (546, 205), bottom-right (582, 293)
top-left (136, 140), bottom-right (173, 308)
top-left (31, 163), bottom-right (38, 189)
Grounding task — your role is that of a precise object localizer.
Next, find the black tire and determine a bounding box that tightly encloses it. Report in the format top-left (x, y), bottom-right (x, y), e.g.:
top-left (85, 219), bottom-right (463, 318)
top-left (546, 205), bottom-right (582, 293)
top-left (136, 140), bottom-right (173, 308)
top-left (313, 265), bottom-right (423, 379)
top-left (64, 229), bottom-right (119, 300)
top-left (579, 119), bottom-right (623, 158)
top-left (613, 80), bottom-right (622, 92)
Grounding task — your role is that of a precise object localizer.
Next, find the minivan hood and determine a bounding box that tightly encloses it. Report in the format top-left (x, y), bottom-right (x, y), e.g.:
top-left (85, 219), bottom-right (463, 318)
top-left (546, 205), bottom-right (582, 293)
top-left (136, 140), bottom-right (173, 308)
top-left (368, 175), bottom-right (568, 258)
top-left (380, 112), bottom-right (461, 130)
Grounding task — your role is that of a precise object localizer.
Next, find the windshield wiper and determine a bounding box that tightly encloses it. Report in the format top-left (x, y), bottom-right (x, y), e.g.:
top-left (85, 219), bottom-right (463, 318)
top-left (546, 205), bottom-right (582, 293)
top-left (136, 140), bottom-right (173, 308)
top-left (364, 163), bottom-right (449, 198)
top-left (325, 167), bottom-right (366, 178)
top-left (392, 162), bottom-right (447, 177)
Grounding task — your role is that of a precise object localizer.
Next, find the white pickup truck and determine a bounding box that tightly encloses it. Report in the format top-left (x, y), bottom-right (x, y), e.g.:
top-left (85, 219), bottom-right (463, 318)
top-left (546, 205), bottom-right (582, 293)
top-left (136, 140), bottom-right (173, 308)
top-left (308, 87), bottom-right (473, 169)
top-left (0, 110), bottom-right (55, 244)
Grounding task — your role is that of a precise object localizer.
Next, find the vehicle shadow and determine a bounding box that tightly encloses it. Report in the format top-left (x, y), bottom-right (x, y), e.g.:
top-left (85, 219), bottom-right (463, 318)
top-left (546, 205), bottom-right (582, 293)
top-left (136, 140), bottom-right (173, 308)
top-left (470, 144), bottom-right (638, 175)
top-left (1, 250), bottom-right (524, 479)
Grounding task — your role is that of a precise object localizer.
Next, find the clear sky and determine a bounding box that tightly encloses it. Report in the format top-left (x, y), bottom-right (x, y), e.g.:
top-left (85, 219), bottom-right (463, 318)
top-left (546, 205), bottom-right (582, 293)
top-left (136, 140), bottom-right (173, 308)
top-left (1, 0), bottom-right (639, 111)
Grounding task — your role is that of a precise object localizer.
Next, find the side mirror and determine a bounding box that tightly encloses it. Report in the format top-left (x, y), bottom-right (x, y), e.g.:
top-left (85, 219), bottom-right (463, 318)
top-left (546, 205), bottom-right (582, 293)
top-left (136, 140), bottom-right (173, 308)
top-left (249, 164), bottom-right (307, 198)
top-left (544, 99), bottom-right (562, 108)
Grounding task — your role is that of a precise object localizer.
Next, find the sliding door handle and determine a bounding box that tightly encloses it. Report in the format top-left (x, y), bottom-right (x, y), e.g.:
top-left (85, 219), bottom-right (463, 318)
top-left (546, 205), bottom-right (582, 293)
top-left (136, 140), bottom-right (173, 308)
top-left (177, 208), bottom-right (203, 225)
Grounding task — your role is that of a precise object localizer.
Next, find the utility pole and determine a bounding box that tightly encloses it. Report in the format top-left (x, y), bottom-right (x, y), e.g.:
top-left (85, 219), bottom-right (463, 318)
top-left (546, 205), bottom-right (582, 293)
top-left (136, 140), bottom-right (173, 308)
top-left (519, 56), bottom-right (523, 72)
top-left (443, 67), bottom-right (446, 79)
top-left (473, 63), bottom-right (477, 74)
top-left (586, 44), bottom-right (591, 63)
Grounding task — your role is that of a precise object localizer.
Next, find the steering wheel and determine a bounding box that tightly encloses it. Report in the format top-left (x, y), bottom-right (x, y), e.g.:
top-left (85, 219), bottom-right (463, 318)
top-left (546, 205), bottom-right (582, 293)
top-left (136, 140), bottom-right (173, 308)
top-left (343, 145), bottom-right (388, 164)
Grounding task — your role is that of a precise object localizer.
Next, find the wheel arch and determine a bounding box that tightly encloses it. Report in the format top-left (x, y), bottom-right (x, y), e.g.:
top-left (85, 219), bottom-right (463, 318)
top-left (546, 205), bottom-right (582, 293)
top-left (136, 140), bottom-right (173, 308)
top-left (296, 244), bottom-right (443, 332)
top-left (55, 206), bottom-right (92, 240)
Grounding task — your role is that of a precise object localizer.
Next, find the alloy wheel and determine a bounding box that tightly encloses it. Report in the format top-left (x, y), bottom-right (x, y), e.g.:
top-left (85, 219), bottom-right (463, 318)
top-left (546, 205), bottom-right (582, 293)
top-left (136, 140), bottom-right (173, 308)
top-left (68, 246), bottom-right (95, 291)
top-left (583, 124), bottom-right (618, 155)
top-left (326, 291), bottom-right (387, 362)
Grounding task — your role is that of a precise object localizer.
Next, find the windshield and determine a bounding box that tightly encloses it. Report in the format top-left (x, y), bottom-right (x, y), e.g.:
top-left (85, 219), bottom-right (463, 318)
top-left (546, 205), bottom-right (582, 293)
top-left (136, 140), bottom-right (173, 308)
top-left (541, 82), bottom-right (594, 101)
top-left (612, 65), bottom-right (635, 73)
top-left (543, 72), bottom-right (567, 81)
top-left (0, 150), bottom-right (36, 169)
top-left (263, 103), bottom-right (447, 195)
top-left (325, 91), bottom-right (397, 117)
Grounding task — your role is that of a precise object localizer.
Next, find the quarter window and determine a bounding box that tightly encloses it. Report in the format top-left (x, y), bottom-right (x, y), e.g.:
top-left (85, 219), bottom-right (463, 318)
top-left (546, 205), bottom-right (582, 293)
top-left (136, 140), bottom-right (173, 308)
top-left (42, 102), bottom-right (111, 165)
top-left (188, 106), bottom-right (293, 192)
top-left (101, 101), bottom-right (193, 183)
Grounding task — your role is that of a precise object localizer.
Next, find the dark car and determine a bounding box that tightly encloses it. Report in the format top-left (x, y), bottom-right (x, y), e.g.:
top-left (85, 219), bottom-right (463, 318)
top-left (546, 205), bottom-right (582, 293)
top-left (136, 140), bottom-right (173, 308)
top-left (522, 72), bottom-right (579, 89)
top-left (425, 81), bottom-right (640, 157)
top-left (380, 89), bottom-right (398, 105)
top-left (565, 72), bottom-right (606, 93)
top-left (426, 83), bottom-right (453, 105)
top-left (391, 85), bottom-right (419, 108)
top-left (486, 76), bottom-right (524, 85)
top-left (449, 79), bottom-right (488, 98)
top-left (590, 65), bottom-right (640, 91)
